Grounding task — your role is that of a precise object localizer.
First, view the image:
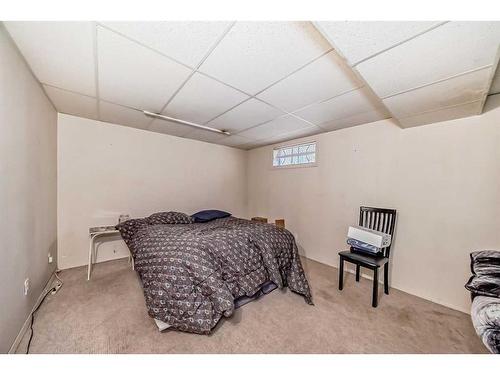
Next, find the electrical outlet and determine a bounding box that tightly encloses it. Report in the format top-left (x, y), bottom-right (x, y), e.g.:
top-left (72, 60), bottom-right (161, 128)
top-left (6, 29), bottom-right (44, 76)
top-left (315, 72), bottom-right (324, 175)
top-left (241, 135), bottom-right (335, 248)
top-left (48, 253), bottom-right (53, 264)
top-left (24, 278), bottom-right (30, 296)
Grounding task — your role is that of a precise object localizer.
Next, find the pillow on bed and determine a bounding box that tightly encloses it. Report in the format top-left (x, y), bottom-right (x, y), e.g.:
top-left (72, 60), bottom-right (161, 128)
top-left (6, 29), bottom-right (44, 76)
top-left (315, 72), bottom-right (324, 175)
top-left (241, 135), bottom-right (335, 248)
top-left (147, 211), bottom-right (194, 225)
top-left (191, 209), bottom-right (231, 223)
top-left (115, 218), bottom-right (149, 246)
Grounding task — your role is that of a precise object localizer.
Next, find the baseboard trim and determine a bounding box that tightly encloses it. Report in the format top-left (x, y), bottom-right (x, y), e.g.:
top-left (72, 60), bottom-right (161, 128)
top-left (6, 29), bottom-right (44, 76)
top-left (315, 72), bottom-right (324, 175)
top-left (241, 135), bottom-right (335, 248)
top-left (59, 254), bottom-right (129, 271)
top-left (8, 271), bottom-right (57, 354)
top-left (342, 267), bottom-right (470, 314)
top-left (302, 255), bottom-right (471, 315)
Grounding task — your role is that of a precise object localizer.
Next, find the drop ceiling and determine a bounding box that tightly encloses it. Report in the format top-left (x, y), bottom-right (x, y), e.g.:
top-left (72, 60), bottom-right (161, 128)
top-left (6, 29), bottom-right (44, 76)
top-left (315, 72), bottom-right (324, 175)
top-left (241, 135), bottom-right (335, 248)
top-left (4, 21), bottom-right (500, 150)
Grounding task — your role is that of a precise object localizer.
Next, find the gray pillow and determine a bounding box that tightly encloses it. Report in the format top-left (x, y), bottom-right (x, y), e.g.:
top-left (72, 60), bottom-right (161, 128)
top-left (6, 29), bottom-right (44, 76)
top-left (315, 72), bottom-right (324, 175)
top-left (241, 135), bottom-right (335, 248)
top-left (147, 211), bottom-right (194, 225)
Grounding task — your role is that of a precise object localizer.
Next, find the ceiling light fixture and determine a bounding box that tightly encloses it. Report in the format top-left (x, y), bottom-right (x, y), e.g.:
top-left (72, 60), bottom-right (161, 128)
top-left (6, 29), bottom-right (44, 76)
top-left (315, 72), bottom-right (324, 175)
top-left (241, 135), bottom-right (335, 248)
top-left (143, 110), bottom-right (231, 135)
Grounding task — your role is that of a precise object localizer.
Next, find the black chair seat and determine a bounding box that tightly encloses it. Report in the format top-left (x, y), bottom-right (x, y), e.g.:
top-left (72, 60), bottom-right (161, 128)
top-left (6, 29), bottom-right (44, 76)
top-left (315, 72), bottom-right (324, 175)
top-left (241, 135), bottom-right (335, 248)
top-left (339, 250), bottom-right (389, 268)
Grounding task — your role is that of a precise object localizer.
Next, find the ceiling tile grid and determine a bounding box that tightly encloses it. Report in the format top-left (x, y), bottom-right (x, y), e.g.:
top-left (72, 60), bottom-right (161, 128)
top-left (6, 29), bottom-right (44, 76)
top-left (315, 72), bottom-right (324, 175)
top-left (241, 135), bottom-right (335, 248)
top-left (397, 100), bottom-right (484, 128)
top-left (206, 98), bottom-right (286, 133)
top-left (315, 21), bottom-right (444, 66)
top-left (383, 67), bottom-right (492, 119)
top-left (162, 72), bottom-right (249, 124)
top-left (256, 50), bottom-right (362, 112)
top-left (198, 21), bottom-right (332, 95)
top-left (316, 21), bottom-right (500, 129)
top-left (97, 26), bottom-right (192, 112)
top-left (319, 107), bottom-right (391, 132)
top-left (293, 87), bottom-right (386, 126)
top-left (237, 115), bottom-right (316, 141)
top-left (264, 125), bottom-right (324, 145)
top-left (216, 134), bottom-right (254, 147)
top-left (237, 125), bottom-right (323, 150)
top-left (100, 21), bottom-right (233, 68)
top-left (6, 21), bottom-right (500, 149)
top-left (354, 22), bottom-right (500, 98)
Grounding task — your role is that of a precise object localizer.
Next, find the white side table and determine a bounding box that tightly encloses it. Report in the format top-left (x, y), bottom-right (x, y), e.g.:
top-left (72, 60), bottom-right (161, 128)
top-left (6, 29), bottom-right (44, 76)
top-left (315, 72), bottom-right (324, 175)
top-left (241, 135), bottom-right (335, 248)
top-left (87, 226), bottom-right (133, 280)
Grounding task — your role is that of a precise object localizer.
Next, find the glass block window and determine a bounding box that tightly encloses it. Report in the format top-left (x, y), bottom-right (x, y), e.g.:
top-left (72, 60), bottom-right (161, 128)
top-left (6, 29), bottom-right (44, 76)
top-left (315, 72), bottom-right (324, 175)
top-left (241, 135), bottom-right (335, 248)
top-left (273, 141), bottom-right (317, 168)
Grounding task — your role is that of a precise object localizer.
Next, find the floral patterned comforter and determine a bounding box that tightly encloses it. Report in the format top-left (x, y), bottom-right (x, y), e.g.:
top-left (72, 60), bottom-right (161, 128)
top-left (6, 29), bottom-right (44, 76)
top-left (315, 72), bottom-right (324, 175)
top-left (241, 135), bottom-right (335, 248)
top-left (117, 216), bottom-right (312, 334)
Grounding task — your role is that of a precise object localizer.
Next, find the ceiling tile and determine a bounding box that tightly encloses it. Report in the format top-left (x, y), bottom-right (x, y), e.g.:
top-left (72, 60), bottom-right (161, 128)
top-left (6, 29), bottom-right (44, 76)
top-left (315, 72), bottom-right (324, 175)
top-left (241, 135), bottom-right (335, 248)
top-left (257, 51), bottom-right (361, 112)
top-left (163, 72), bottom-right (248, 124)
top-left (237, 115), bottom-right (313, 140)
top-left (206, 98), bottom-right (285, 133)
top-left (319, 108), bottom-right (390, 131)
top-left (184, 129), bottom-right (226, 144)
top-left (149, 119), bottom-right (192, 138)
top-left (315, 21), bottom-right (442, 65)
top-left (97, 26), bottom-right (192, 112)
top-left (199, 21), bottom-right (331, 95)
top-left (384, 67), bottom-right (491, 119)
top-left (357, 21), bottom-right (500, 98)
top-left (490, 64), bottom-right (500, 95)
top-left (265, 125), bottom-right (323, 145)
top-left (398, 100), bottom-right (483, 128)
top-left (43, 85), bottom-right (98, 120)
top-left (100, 22), bottom-right (232, 67)
top-left (5, 21), bottom-right (96, 96)
top-left (293, 87), bottom-right (385, 126)
top-left (215, 135), bottom-right (254, 147)
top-left (240, 140), bottom-right (269, 150)
top-left (99, 101), bottom-right (152, 129)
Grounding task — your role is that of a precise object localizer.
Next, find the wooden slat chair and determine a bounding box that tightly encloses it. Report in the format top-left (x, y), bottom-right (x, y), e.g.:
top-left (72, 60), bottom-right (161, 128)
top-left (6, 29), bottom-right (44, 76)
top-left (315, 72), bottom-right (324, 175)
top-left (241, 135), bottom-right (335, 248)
top-left (338, 206), bottom-right (397, 307)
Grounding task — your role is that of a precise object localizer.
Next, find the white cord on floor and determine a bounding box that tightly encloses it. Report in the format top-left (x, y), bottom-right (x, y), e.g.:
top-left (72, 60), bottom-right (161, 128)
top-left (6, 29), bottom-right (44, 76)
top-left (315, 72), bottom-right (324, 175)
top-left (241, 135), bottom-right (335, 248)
top-left (26, 269), bottom-right (63, 353)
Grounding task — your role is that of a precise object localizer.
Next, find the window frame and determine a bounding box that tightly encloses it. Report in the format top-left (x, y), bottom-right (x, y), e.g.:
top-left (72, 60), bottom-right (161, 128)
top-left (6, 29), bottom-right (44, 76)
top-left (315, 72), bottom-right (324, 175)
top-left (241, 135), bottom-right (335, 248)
top-left (271, 139), bottom-right (318, 170)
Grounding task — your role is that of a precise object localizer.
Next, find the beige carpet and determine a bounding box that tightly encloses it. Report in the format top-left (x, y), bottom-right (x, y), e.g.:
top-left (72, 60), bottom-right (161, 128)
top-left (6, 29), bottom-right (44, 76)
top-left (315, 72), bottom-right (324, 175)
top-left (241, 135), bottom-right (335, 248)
top-left (17, 257), bottom-right (487, 354)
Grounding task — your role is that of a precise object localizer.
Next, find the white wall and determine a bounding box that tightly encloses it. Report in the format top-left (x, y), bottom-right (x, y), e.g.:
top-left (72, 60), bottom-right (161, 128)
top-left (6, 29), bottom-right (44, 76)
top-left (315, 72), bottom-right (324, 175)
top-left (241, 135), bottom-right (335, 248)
top-left (0, 25), bottom-right (57, 352)
top-left (247, 99), bottom-right (500, 313)
top-left (57, 114), bottom-right (248, 270)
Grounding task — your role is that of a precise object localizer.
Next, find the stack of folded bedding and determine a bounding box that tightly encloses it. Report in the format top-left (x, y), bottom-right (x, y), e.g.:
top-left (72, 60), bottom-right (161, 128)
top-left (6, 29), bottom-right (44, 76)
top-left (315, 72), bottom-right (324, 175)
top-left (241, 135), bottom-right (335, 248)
top-left (470, 251), bottom-right (500, 278)
top-left (465, 250), bottom-right (500, 354)
top-left (346, 225), bottom-right (391, 255)
top-left (466, 251), bottom-right (500, 297)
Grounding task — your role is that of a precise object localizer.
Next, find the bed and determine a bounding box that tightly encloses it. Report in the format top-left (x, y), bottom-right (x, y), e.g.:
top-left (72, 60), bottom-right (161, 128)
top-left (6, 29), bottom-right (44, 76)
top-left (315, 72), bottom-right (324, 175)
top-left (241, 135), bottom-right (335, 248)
top-left (116, 212), bottom-right (313, 334)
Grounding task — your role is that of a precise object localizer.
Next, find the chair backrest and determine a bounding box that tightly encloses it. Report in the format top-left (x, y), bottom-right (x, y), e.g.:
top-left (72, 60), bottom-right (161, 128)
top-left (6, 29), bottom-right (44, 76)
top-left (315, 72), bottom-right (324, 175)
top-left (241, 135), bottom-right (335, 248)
top-left (358, 206), bottom-right (397, 258)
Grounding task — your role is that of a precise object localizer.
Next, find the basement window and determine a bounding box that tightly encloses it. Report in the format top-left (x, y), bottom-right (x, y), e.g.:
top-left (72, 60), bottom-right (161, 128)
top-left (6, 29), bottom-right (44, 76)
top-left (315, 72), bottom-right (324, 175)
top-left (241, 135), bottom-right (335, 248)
top-left (272, 141), bottom-right (317, 168)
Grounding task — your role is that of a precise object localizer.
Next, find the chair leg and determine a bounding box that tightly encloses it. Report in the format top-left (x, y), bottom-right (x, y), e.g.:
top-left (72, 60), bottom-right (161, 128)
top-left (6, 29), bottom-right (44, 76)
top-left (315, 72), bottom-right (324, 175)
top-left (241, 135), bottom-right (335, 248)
top-left (87, 235), bottom-right (93, 281)
top-left (338, 257), bottom-right (344, 290)
top-left (372, 267), bottom-right (378, 308)
top-left (384, 263), bottom-right (389, 295)
top-left (355, 264), bottom-right (360, 282)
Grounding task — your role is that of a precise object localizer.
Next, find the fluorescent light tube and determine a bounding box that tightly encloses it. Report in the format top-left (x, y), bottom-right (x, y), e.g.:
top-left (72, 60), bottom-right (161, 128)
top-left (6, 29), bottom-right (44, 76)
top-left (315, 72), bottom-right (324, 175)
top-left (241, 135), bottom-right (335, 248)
top-left (143, 110), bottom-right (230, 135)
